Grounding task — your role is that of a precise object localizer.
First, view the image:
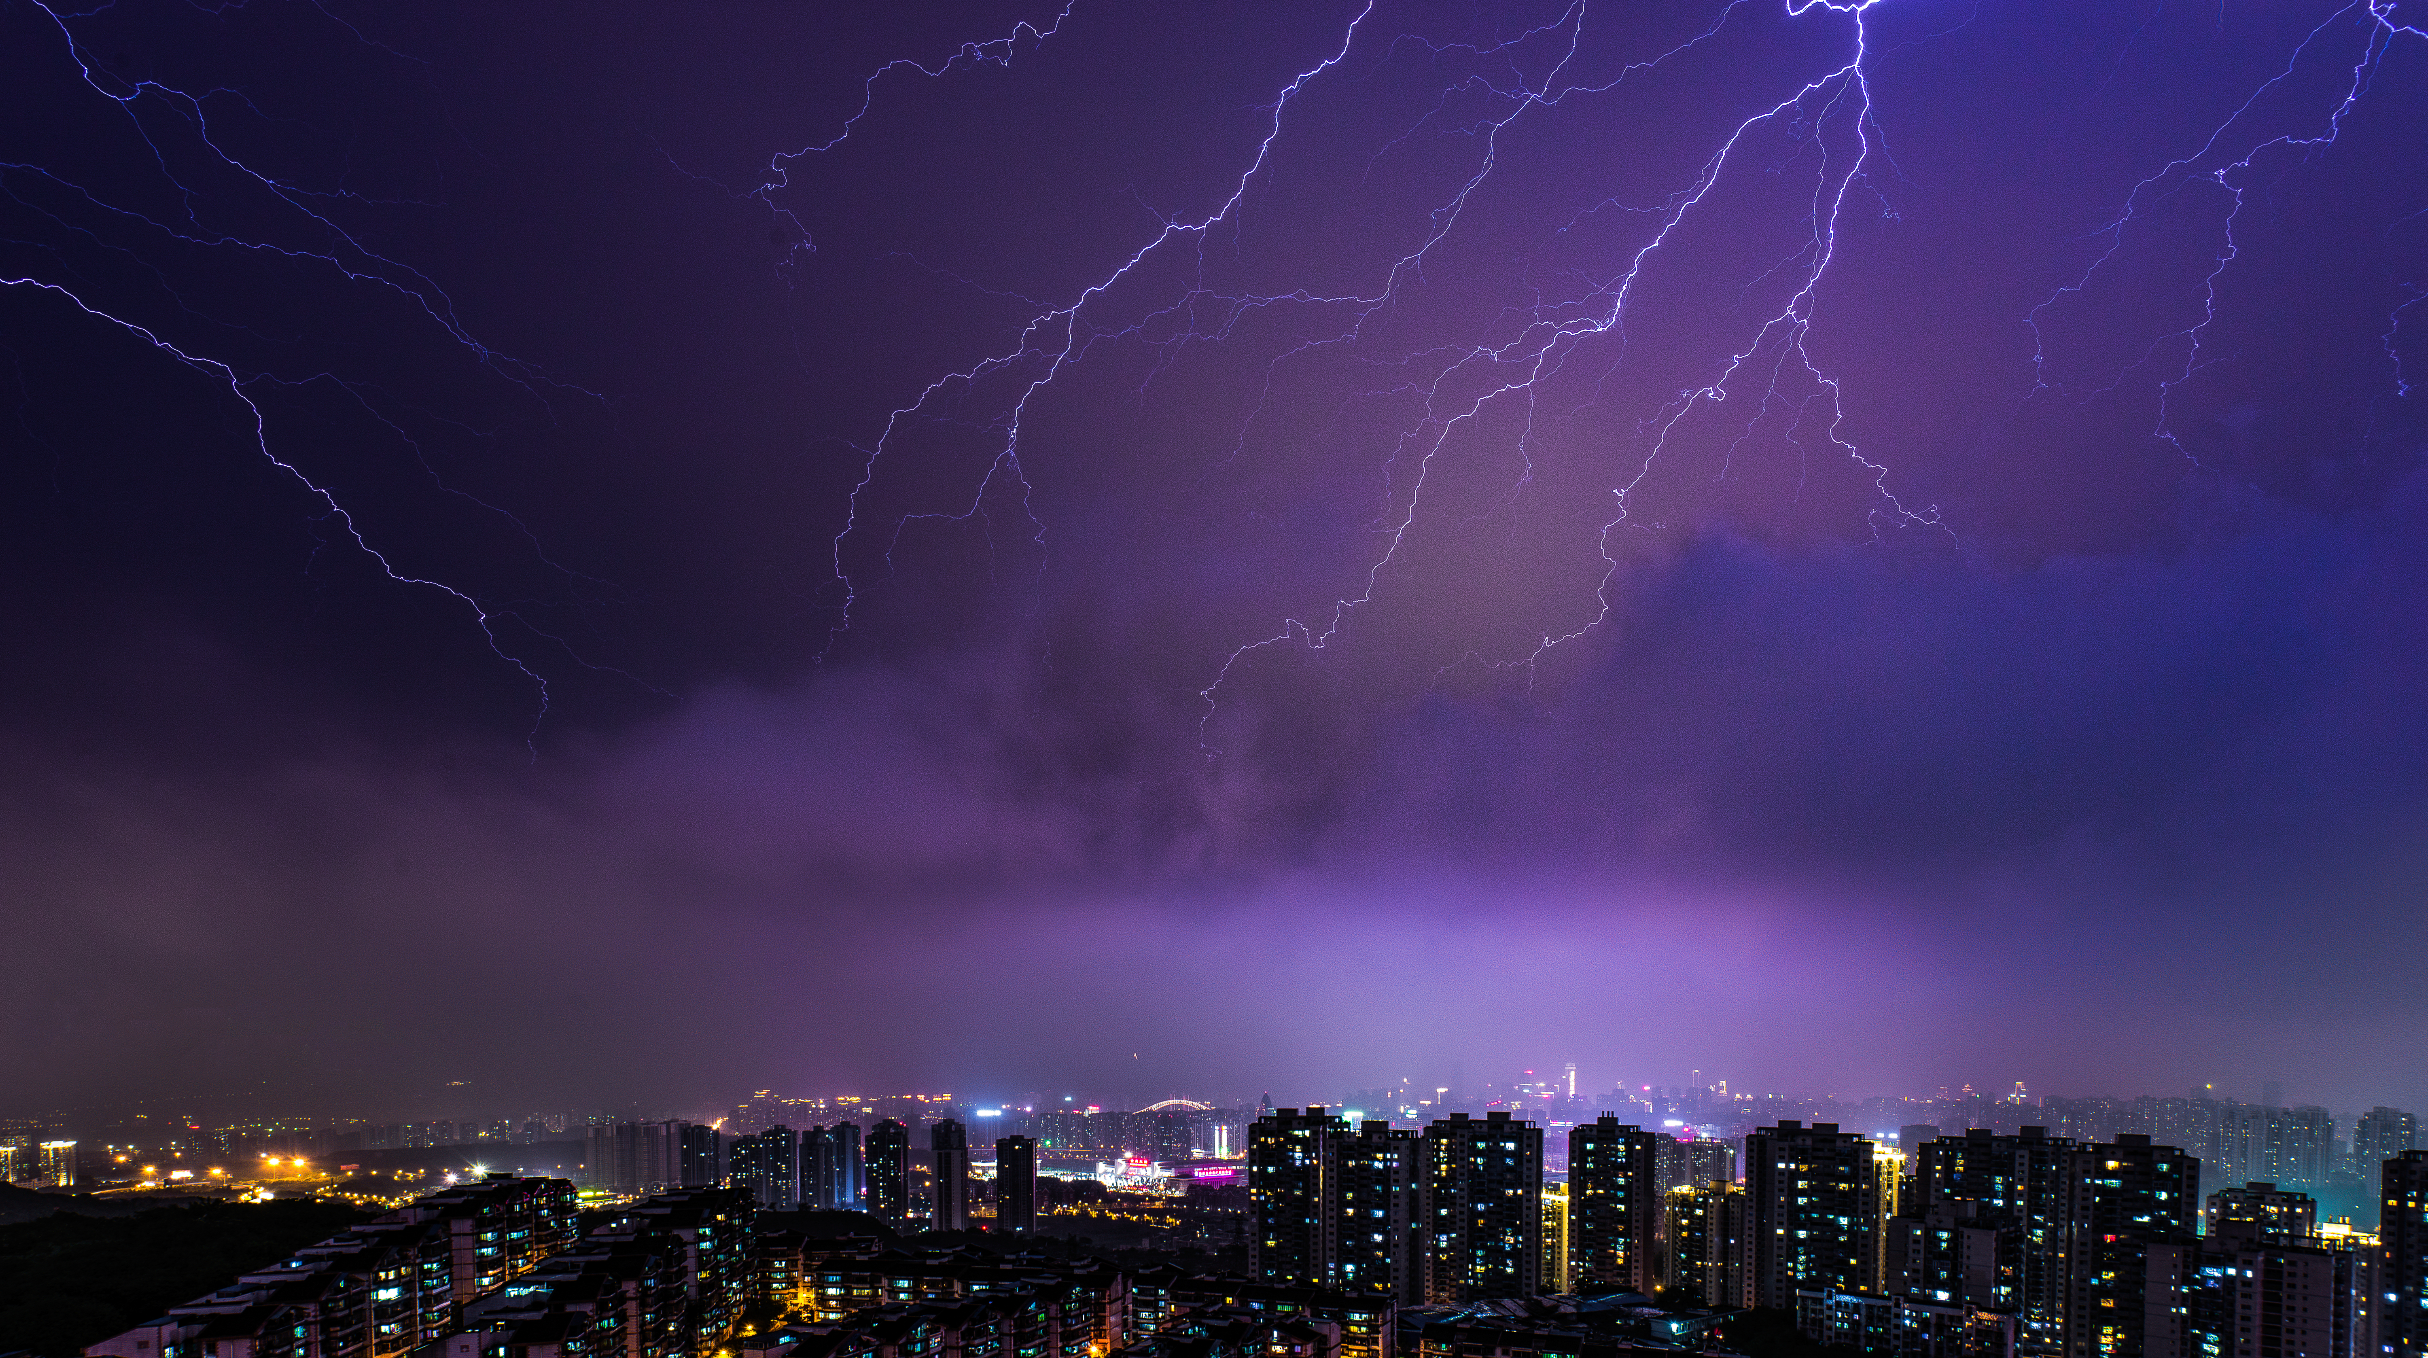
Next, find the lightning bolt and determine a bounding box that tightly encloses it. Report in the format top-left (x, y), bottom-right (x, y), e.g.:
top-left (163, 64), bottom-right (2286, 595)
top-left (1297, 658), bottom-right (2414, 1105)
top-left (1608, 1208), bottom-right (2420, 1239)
top-left (4, 276), bottom-right (552, 723)
top-left (814, 2), bottom-right (1380, 654)
top-left (2029, 0), bottom-right (2425, 458)
top-left (790, 0), bottom-right (2419, 754)
top-left (25, 0), bottom-right (2414, 758)
top-left (1203, 0), bottom-right (1937, 720)
top-left (750, 3), bottom-right (1080, 277)
top-left (789, 0), bottom-right (1936, 737)
top-left (4, 1), bottom-right (642, 742)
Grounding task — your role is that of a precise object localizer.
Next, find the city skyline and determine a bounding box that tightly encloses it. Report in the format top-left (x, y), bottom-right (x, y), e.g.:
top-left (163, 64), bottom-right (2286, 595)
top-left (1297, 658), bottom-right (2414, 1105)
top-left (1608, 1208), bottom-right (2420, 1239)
top-left (31, 1095), bottom-right (2427, 1358)
top-left (6, 1), bottom-right (2428, 1117)
top-left (13, 1068), bottom-right (2427, 1134)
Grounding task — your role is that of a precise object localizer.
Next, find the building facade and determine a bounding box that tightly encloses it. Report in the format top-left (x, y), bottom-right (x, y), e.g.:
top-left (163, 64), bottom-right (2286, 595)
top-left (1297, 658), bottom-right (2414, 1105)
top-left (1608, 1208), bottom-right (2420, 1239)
top-left (2386, 1150), bottom-right (2428, 1358)
top-left (2207, 1182), bottom-right (2318, 1243)
top-left (1748, 1121), bottom-right (1886, 1310)
top-left (997, 1135), bottom-right (1038, 1234)
top-left (84, 1176), bottom-right (578, 1358)
top-left (2356, 1111), bottom-right (2420, 1178)
top-left (1419, 1111), bottom-right (1543, 1304)
top-left (931, 1120), bottom-right (970, 1232)
top-left (867, 1120), bottom-right (909, 1224)
top-left (805, 1123), bottom-right (864, 1211)
top-left (1568, 1116), bottom-right (1661, 1293)
top-left (2061, 1134), bottom-right (2200, 1358)
top-left (1250, 1107), bottom-right (1346, 1287)
top-left (1667, 1180), bottom-right (1751, 1309)
top-left (1332, 1121), bottom-right (1420, 1303)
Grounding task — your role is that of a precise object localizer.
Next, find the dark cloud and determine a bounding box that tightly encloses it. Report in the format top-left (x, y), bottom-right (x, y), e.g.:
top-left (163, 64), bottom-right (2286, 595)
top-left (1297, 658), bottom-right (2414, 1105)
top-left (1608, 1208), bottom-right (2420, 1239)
top-left (3, 0), bottom-right (2425, 1116)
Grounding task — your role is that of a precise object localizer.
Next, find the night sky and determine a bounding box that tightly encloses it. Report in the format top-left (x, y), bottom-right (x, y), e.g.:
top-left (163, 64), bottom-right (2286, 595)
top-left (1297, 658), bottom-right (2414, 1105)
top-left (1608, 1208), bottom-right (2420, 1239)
top-left (4, 0), bottom-right (2425, 1118)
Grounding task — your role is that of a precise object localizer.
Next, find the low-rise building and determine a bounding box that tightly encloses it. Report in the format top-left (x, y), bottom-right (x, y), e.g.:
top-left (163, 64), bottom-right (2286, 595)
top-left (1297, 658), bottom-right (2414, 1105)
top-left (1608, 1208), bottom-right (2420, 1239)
top-left (83, 1176), bottom-right (577, 1358)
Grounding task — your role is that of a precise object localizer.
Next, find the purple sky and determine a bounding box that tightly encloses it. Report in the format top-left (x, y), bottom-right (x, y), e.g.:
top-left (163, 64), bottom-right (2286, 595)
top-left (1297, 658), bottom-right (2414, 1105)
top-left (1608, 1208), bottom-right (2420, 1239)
top-left (3, 0), bottom-right (2425, 1118)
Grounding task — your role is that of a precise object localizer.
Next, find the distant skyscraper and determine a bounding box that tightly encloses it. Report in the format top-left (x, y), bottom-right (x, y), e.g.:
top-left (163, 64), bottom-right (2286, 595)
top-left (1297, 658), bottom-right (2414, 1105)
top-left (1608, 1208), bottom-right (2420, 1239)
top-left (1420, 1110), bottom-right (1543, 1303)
top-left (761, 1124), bottom-right (800, 1209)
top-left (1655, 1134), bottom-right (1737, 1193)
top-left (1569, 1115), bottom-right (1661, 1292)
top-left (931, 1120), bottom-right (970, 1232)
top-left (679, 1123), bottom-right (720, 1188)
top-left (2358, 1109), bottom-right (2420, 1174)
top-left (805, 1122), bottom-right (865, 1210)
top-left (1150, 1113), bottom-right (1192, 1164)
top-left (588, 1120), bottom-right (687, 1195)
top-left (2214, 1104), bottom-right (2335, 1192)
top-left (867, 1119), bottom-right (909, 1222)
top-left (834, 1122), bottom-right (868, 1209)
top-left (728, 1131), bottom-right (767, 1202)
top-left (2386, 1150), bottom-right (2428, 1358)
top-left (582, 1123), bottom-right (612, 1190)
top-left (36, 1140), bottom-right (74, 1189)
top-left (1249, 1106), bottom-right (1345, 1286)
top-left (1747, 1121), bottom-right (1884, 1309)
top-left (997, 1135), bottom-right (1037, 1234)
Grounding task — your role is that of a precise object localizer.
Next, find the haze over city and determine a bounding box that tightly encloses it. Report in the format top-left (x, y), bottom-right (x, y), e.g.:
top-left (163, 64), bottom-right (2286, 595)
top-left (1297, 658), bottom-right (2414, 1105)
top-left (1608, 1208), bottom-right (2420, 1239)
top-left (5, 0), bottom-right (2427, 1125)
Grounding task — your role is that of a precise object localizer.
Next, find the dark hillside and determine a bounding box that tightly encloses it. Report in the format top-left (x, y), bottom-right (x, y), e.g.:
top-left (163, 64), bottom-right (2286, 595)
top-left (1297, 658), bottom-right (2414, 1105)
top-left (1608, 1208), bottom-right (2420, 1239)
top-left (0, 1199), bottom-right (367, 1358)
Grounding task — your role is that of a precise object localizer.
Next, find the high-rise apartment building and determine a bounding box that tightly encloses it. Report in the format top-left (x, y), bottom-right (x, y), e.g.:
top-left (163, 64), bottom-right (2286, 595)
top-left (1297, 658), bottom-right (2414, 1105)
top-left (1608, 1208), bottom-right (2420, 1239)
top-left (2062, 1134), bottom-right (2199, 1358)
top-left (36, 1140), bottom-right (75, 1189)
top-left (1420, 1110), bottom-right (1543, 1303)
top-left (679, 1123), bottom-right (720, 1188)
top-left (1542, 1181), bottom-right (1571, 1294)
top-left (1748, 1121), bottom-right (1885, 1309)
top-left (2214, 1106), bottom-right (2335, 1193)
top-left (1249, 1106), bottom-right (1346, 1285)
top-left (1570, 1115), bottom-right (1662, 1292)
top-left (584, 1121), bottom-right (693, 1196)
top-left (1334, 1120), bottom-right (1421, 1303)
top-left (1908, 1126), bottom-right (2081, 1354)
top-left (729, 1131), bottom-right (775, 1207)
top-left (997, 1135), bottom-right (1038, 1234)
top-left (1656, 1135), bottom-right (1739, 1193)
top-left (2318, 1220), bottom-right (2383, 1358)
top-left (1668, 1180), bottom-right (1751, 1308)
top-left (931, 1120), bottom-right (970, 1231)
top-left (1879, 1128), bottom-right (2205, 1358)
top-left (1149, 1112), bottom-right (1193, 1164)
top-left (760, 1125), bottom-right (801, 1209)
top-left (1244, 1109), bottom-right (1420, 1301)
top-left (2149, 1181), bottom-right (2361, 1358)
top-left (2357, 1110), bottom-right (2420, 1176)
top-left (804, 1122), bottom-right (864, 1210)
top-left (867, 1119), bottom-right (909, 1223)
top-left (2386, 1150), bottom-right (2428, 1358)
top-left (2208, 1182), bottom-right (2318, 1243)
